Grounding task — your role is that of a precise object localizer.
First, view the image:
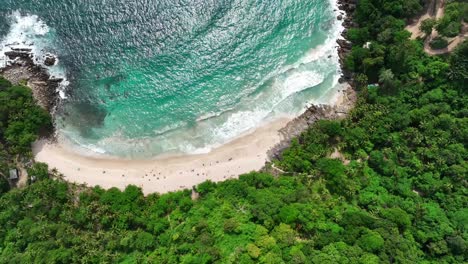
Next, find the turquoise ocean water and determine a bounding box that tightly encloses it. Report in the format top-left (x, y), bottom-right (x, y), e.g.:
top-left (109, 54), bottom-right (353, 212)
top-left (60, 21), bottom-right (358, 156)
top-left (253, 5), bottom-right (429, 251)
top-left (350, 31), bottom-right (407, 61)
top-left (0, 0), bottom-right (342, 158)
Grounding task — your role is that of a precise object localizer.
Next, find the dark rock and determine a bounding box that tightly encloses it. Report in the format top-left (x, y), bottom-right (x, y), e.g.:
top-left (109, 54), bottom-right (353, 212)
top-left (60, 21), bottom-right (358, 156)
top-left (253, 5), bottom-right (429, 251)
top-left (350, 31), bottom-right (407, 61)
top-left (338, 51), bottom-right (345, 60)
top-left (44, 55), bottom-right (56, 66)
top-left (0, 55), bottom-right (61, 112)
top-left (11, 48), bottom-right (32, 53)
top-left (334, 0), bottom-right (355, 88)
top-left (337, 15), bottom-right (343, 20)
top-left (4, 50), bottom-right (32, 59)
top-left (49, 77), bottom-right (64, 83)
top-left (337, 39), bottom-right (352, 49)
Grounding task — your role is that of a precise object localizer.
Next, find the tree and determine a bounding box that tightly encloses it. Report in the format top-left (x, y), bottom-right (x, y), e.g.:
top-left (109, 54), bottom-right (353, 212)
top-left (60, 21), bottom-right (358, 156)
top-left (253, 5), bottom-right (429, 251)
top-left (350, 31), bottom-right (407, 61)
top-left (446, 236), bottom-right (467, 255)
top-left (0, 175), bottom-right (9, 195)
top-left (271, 224), bottom-right (296, 248)
top-left (0, 85), bottom-right (52, 154)
top-left (246, 243), bottom-right (261, 259)
top-left (378, 69), bottom-right (397, 93)
top-left (429, 37), bottom-right (449, 50)
top-left (355, 73), bottom-right (369, 90)
top-left (0, 77), bottom-right (11, 90)
top-left (448, 40), bottom-right (468, 85)
top-left (420, 18), bottom-right (436, 36)
top-left (27, 162), bottom-right (50, 182)
top-left (357, 230), bottom-right (385, 253)
top-left (435, 2), bottom-right (464, 37)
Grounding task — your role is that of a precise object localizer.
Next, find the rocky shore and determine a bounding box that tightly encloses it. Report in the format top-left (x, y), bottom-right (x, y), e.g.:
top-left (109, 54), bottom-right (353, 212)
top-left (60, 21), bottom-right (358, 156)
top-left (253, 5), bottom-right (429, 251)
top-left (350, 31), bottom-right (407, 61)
top-left (267, 85), bottom-right (356, 160)
top-left (0, 49), bottom-right (61, 112)
top-left (337, 0), bottom-right (357, 84)
top-left (3, 0), bottom-right (358, 173)
top-left (24, 0), bottom-right (359, 194)
top-left (267, 0), bottom-right (358, 160)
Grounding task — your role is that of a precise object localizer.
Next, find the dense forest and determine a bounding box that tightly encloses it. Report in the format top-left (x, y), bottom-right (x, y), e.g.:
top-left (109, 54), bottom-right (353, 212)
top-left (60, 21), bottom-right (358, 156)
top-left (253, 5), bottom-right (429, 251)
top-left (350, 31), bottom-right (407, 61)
top-left (0, 78), bottom-right (51, 194)
top-left (0, 0), bottom-right (467, 263)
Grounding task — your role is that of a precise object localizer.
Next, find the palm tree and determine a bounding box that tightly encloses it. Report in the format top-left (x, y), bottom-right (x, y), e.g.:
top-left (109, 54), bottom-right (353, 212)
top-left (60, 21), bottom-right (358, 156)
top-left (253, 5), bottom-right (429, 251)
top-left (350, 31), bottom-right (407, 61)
top-left (379, 69), bottom-right (394, 85)
top-left (379, 69), bottom-right (396, 92)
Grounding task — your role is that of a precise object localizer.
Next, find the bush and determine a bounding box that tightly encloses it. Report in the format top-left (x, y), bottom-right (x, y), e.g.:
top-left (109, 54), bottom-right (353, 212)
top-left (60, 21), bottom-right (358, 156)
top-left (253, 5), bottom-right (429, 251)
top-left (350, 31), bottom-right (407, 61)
top-left (27, 162), bottom-right (50, 182)
top-left (357, 230), bottom-right (385, 253)
top-left (420, 18), bottom-right (436, 36)
top-left (0, 77), bottom-right (12, 90)
top-left (0, 176), bottom-right (9, 195)
top-left (430, 37), bottom-right (449, 49)
top-left (435, 2), bottom-right (465, 37)
top-left (439, 21), bottom-right (462, 38)
top-left (0, 85), bottom-right (52, 154)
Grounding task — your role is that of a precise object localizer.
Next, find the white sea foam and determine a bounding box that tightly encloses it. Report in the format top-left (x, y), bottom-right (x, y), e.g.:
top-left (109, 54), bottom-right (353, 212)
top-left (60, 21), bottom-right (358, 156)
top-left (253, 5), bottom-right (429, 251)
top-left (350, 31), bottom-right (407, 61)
top-left (196, 110), bottom-right (227, 122)
top-left (44, 0), bottom-right (346, 158)
top-left (198, 12), bottom-right (343, 151)
top-left (110, 0), bottom-right (344, 157)
top-left (280, 70), bottom-right (325, 99)
top-left (180, 144), bottom-right (213, 155)
top-left (212, 109), bottom-right (271, 141)
top-left (57, 132), bottom-right (108, 156)
top-left (0, 11), bottom-right (69, 98)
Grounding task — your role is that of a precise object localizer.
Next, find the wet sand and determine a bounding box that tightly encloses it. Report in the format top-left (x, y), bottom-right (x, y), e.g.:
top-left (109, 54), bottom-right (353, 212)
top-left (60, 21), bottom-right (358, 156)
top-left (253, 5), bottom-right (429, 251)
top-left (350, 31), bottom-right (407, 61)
top-left (33, 84), bottom-right (353, 195)
top-left (33, 117), bottom-right (290, 194)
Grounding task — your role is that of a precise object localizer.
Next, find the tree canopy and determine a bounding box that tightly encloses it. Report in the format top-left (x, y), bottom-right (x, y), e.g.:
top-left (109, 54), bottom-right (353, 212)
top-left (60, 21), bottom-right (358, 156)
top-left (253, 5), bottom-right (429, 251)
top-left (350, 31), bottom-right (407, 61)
top-left (0, 0), bottom-right (467, 263)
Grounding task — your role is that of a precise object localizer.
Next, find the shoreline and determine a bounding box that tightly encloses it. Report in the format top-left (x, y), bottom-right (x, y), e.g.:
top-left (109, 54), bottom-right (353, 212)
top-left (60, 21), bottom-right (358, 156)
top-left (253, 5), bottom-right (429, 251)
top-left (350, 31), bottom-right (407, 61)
top-left (33, 117), bottom-right (289, 194)
top-left (5, 0), bottom-right (357, 194)
top-left (33, 84), bottom-right (354, 195)
top-left (0, 51), bottom-right (61, 112)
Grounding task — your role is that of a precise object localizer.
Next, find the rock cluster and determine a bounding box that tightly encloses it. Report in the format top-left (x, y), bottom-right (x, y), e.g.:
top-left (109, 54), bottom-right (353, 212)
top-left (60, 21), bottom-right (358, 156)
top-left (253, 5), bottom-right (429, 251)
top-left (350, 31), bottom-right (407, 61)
top-left (0, 49), bottom-right (61, 112)
top-left (268, 86), bottom-right (357, 160)
top-left (44, 54), bottom-right (57, 66)
top-left (337, 0), bottom-right (357, 84)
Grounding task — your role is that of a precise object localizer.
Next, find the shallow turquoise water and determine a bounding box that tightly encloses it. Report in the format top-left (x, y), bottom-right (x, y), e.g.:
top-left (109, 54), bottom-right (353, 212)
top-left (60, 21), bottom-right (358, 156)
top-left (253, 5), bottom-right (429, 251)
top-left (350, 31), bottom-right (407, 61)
top-left (0, 0), bottom-right (341, 157)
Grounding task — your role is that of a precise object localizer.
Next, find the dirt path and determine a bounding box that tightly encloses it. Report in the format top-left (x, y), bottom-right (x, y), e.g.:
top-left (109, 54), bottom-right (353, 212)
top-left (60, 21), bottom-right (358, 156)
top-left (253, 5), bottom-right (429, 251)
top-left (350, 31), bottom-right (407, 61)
top-left (424, 23), bottom-right (468, 55)
top-left (406, 0), bottom-right (466, 55)
top-left (406, 0), bottom-right (441, 39)
top-left (329, 148), bottom-right (350, 165)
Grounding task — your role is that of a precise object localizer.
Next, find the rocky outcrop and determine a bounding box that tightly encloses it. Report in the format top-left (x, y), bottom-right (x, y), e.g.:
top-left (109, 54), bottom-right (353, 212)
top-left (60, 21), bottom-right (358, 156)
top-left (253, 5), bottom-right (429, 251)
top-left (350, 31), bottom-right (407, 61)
top-left (267, 0), bottom-right (358, 160)
top-left (44, 54), bottom-right (57, 66)
top-left (5, 49), bottom-right (32, 60)
top-left (337, 0), bottom-right (357, 84)
top-left (0, 50), bottom-right (60, 112)
top-left (268, 86), bottom-right (357, 160)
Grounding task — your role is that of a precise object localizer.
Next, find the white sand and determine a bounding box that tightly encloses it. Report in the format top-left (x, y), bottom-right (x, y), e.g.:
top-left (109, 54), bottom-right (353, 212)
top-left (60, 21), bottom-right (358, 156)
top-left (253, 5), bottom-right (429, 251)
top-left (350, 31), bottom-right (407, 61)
top-left (33, 117), bottom-right (291, 194)
top-left (33, 83), bottom-right (353, 195)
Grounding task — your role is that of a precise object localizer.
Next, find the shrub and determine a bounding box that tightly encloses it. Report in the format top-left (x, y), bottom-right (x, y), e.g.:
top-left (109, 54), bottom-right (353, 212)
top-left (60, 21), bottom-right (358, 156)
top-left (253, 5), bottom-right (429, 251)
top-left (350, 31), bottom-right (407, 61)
top-left (420, 18), bottom-right (436, 36)
top-left (0, 77), bottom-right (12, 90)
top-left (429, 37), bottom-right (449, 49)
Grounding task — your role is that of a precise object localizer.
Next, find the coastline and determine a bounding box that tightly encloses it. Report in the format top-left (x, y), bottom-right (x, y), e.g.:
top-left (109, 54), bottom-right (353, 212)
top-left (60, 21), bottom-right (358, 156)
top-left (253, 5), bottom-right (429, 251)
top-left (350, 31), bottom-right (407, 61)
top-left (33, 84), bottom-right (354, 195)
top-left (33, 118), bottom-right (288, 194)
top-left (4, 0), bottom-right (357, 194)
top-left (0, 50), bottom-right (61, 112)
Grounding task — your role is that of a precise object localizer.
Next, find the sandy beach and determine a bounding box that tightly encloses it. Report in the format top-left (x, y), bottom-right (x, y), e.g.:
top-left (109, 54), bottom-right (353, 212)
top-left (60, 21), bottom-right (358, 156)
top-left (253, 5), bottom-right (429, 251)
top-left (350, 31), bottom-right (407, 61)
top-left (33, 85), bottom-right (353, 195)
top-left (28, 1), bottom-right (355, 195)
top-left (33, 117), bottom-right (290, 194)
